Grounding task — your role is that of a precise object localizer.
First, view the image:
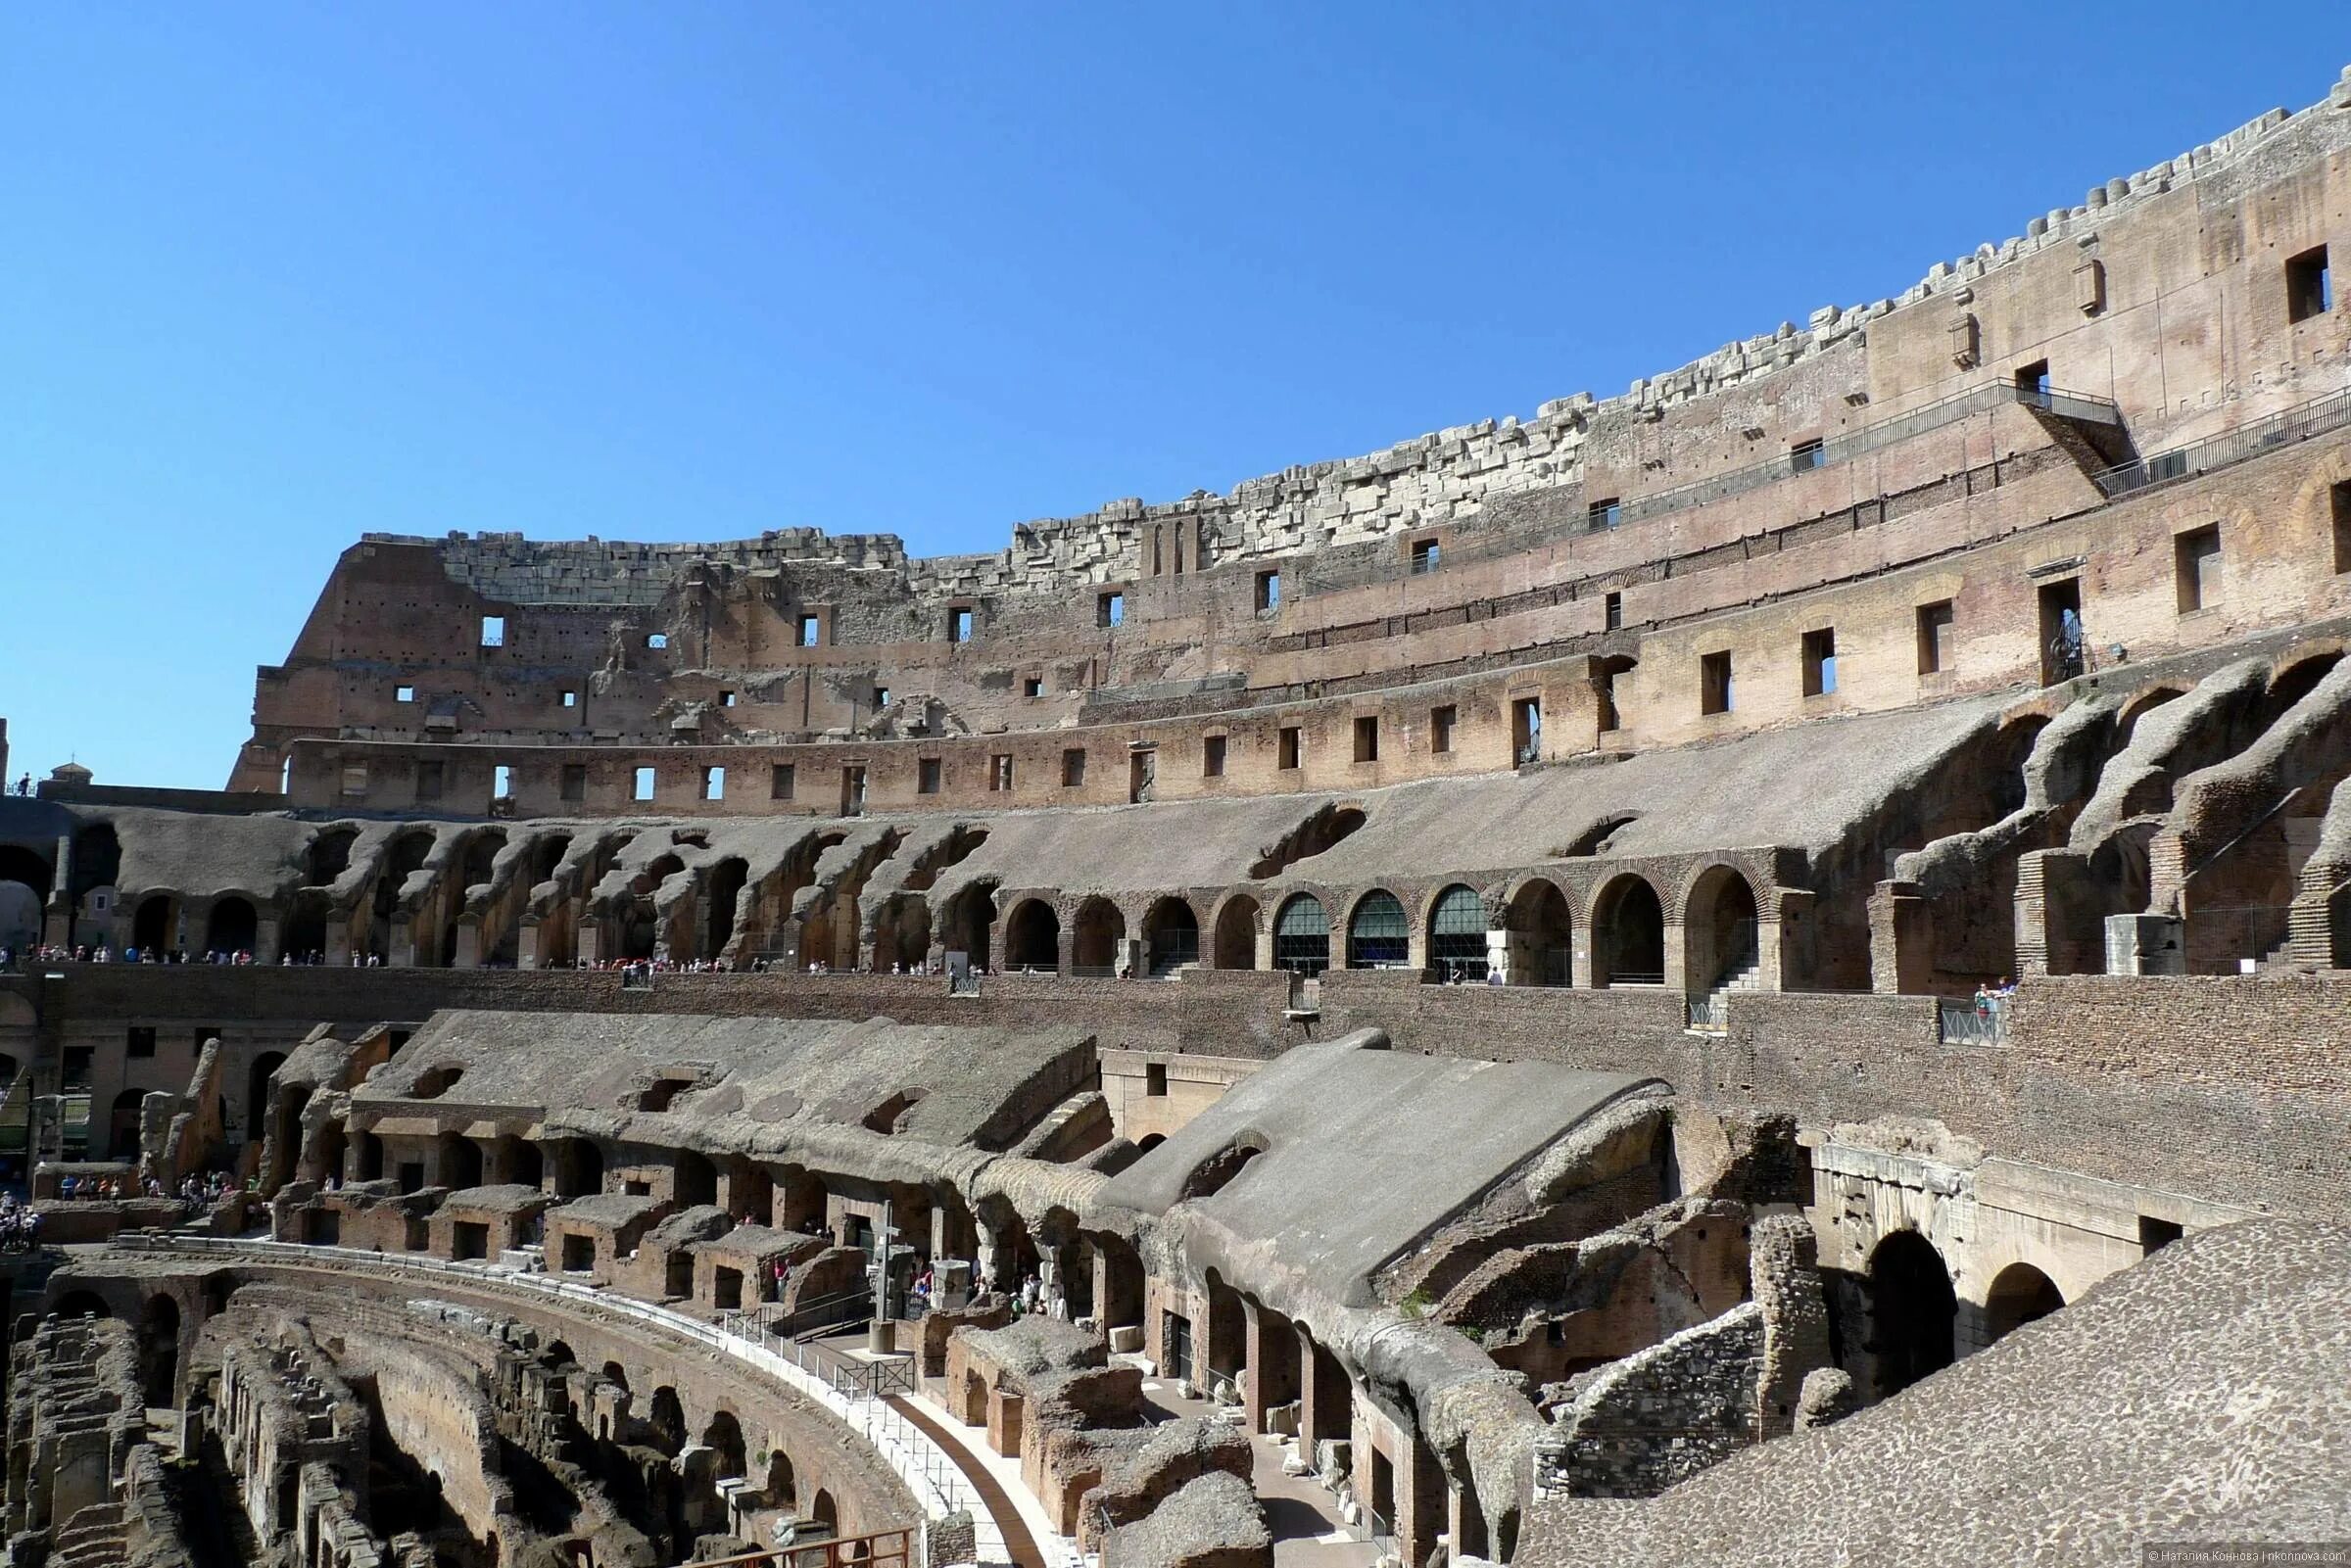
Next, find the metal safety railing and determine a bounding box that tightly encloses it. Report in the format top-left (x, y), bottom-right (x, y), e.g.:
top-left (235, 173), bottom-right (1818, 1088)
top-left (686, 1526), bottom-right (915, 1568)
top-left (1937, 998), bottom-right (2010, 1046)
top-left (1685, 993), bottom-right (1727, 1031)
top-left (2093, 384), bottom-right (2351, 497)
top-left (127, 1234), bottom-right (1016, 1568)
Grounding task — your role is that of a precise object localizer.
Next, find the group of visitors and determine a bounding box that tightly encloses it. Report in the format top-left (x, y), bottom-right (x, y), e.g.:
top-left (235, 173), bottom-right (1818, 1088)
top-left (1972, 976), bottom-right (2019, 1020)
top-left (0, 1199), bottom-right (38, 1253)
top-left (6, 943), bottom-right (261, 967)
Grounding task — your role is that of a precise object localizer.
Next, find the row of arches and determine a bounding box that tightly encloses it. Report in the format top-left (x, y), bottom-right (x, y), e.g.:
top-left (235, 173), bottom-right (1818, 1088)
top-left (968, 866), bottom-right (1761, 990)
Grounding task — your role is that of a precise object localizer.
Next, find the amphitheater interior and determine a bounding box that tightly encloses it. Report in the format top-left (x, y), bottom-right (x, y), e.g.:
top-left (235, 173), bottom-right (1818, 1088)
top-left (9, 61), bottom-right (2351, 1568)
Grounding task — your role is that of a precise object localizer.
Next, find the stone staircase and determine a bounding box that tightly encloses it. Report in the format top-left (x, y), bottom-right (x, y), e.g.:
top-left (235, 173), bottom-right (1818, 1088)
top-left (50, 1503), bottom-right (131, 1568)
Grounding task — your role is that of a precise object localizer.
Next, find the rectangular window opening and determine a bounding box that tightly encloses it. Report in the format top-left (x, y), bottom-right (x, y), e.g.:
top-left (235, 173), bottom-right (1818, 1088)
top-left (1587, 497), bottom-right (1622, 531)
top-left (948, 607), bottom-right (975, 643)
top-left (2013, 359), bottom-right (2052, 404)
top-left (1410, 538), bottom-right (1440, 574)
top-left (415, 761), bottom-right (445, 801)
top-left (700, 765), bottom-right (726, 801)
top-left (1429, 704), bottom-right (1456, 755)
top-left (874, 686), bottom-right (890, 710)
top-left (990, 754), bottom-right (1014, 791)
top-left (1098, 592), bottom-right (1125, 628)
top-left (479, 615), bottom-right (505, 648)
top-left (340, 765), bottom-right (368, 797)
top-left (1701, 651), bottom-right (1735, 715)
top-left (1145, 1063), bottom-right (1168, 1097)
top-left (1254, 571), bottom-right (1280, 612)
top-left (719, 689), bottom-right (737, 707)
top-left (1917, 600), bottom-right (1956, 676)
top-left (841, 766), bottom-right (867, 816)
top-left (1352, 715), bottom-right (1379, 764)
top-left (632, 766), bottom-right (656, 802)
top-left (1511, 696), bottom-right (1543, 765)
top-left (2039, 579), bottom-right (2086, 685)
top-left (1789, 438), bottom-right (1826, 473)
top-left (2175, 524), bottom-right (2223, 614)
top-left (395, 684), bottom-right (416, 703)
top-left (2138, 1215), bottom-right (2185, 1256)
top-left (559, 764), bottom-right (587, 802)
top-left (493, 764), bottom-right (514, 800)
top-left (2287, 244), bottom-right (2332, 323)
top-left (798, 614), bottom-right (821, 647)
top-left (127, 1026), bottom-right (156, 1060)
top-left (560, 689), bottom-right (578, 708)
top-left (1604, 591), bottom-right (1623, 632)
top-left (646, 632), bottom-right (668, 650)
top-left (1024, 677), bottom-right (1044, 698)
top-left (918, 758), bottom-right (942, 795)
top-left (1062, 748), bottom-right (1086, 788)
top-left (1202, 735), bottom-right (1226, 777)
top-left (770, 763), bottom-right (795, 801)
top-left (1277, 727), bottom-right (1302, 770)
top-left (1802, 628), bottom-right (1838, 697)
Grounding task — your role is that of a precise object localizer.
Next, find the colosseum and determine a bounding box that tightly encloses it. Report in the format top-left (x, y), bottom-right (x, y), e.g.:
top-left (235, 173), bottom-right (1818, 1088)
top-left (6, 61), bottom-right (2351, 1568)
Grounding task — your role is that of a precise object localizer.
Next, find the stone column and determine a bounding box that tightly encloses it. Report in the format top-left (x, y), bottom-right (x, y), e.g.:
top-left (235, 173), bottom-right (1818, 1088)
top-left (1868, 880), bottom-right (1934, 995)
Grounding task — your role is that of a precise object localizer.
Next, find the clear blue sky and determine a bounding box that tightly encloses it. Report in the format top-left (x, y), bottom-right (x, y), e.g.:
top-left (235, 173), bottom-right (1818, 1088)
top-left (5, 6), bottom-right (2347, 788)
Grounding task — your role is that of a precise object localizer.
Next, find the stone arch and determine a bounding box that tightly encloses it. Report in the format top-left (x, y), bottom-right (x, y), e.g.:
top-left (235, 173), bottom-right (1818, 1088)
top-left (701, 1408), bottom-right (747, 1479)
top-left (1867, 1229), bottom-right (1956, 1399)
top-left (871, 893), bottom-right (933, 972)
top-left (763, 1449), bottom-right (796, 1507)
top-left (131, 892), bottom-right (178, 955)
top-left (1141, 896), bottom-right (1200, 974)
top-left (204, 895), bottom-right (259, 957)
top-left (1982, 1261), bottom-right (2064, 1344)
top-left (1071, 896), bottom-right (1126, 974)
top-left (1505, 877), bottom-right (1572, 986)
top-left (1344, 888), bottom-right (1409, 969)
top-left (1590, 873), bottom-right (1665, 987)
top-left (1003, 898), bottom-right (1061, 972)
top-left (2115, 686), bottom-right (2184, 747)
top-left (1424, 883), bottom-right (1488, 981)
top-left (52, 1290), bottom-right (110, 1321)
top-left (1682, 863), bottom-right (1761, 993)
top-left (440, 1134), bottom-right (485, 1191)
top-left (0, 843), bottom-right (54, 904)
top-left (810, 1488), bottom-right (838, 1535)
top-left (1271, 893), bottom-right (1329, 975)
top-left (648, 1386), bottom-right (687, 1455)
top-left (704, 857), bottom-right (749, 961)
top-left (371, 830), bottom-right (435, 960)
top-left (303, 828), bottom-right (359, 887)
top-left (942, 881), bottom-right (998, 968)
top-left (1209, 894), bottom-right (1260, 971)
top-left (623, 853), bottom-right (687, 961)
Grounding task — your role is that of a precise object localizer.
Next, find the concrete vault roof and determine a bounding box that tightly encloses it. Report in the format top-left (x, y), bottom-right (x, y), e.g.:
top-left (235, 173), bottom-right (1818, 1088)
top-left (355, 1009), bottom-right (1090, 1150)
top-left (1095, 1032), bottom-right (1665, 1307)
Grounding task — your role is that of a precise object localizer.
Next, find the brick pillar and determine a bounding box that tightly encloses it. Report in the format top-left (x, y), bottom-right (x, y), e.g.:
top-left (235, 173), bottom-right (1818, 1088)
top-left (1869, 879), bottom-right (1935, 995)
top-left (1398, 1431), bottom-right (1447, 1568)
top-left (1295, 1324), bottom-right (1330, 1454)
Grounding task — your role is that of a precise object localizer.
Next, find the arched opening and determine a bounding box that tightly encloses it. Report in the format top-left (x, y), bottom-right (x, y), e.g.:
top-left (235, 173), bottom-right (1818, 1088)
top-left (704, 857), bottom-right (748, 961)
top-left (944, 881), bottom-right (997, 969)
top-left (647, 1387), bottom-right (687, 1456)
top-left (246, 1053), bottom-right (286, 1146)
top-left (1594, 654), bottom-right (1637, 736)
top-left (1003, 899), bottom-right (1061, 972)
top-left (1210, 895), bottom-right (1260, 970)
top-left (763, 1449), bottom-right (796, 1507)
top-left (1684, 866), bottom-right (1761, 994)
top-left (872, 894), bottom-right (933, 973)
top-left (52, 1291), bottom-right (110, 1321)
top-left (1867, 1230), bottom-right (1957, 1399)
top-left (1180, 1136), bottom-right (1266, 1201)
top-left (371, 831), bottom-right (435, 961)
top-left (132, 893), bottom-right (176, 955)
top-left (2265, 651), bottom-right (2343, 718)
top-left (810, 1488), bottom-right (838, 1537)
top-left (1141, 897), bottom-right (1200, 974)
top-left (355, 1130), bottom-right (384, 1183)
top-left (281, 893), bottom-right (328, 964)
top-left (552, 1139), bottom-right (603, 1199)
top-left (109, 1089), bottom-right (147, 1159)
top-left (700, 1409), bottom-right (747, 1479)
top-left (621, 854), bottom-right (686, 961)
top-left (1135, 1133), bottom-right (1166, 1154)
top-left (303, 829), bottom-right (358, 887)
top-left (1983, 1262), bottom-right (2065, 1343)
top-left (0, 845), bottom-right (55, 906)
top-left (441, 1135), bottom-right (484, 1191)
top-left (1201, 1269), bottom-right (1246, 1396)
top-left (1272, 894), bottom-right (1329, 976)
top-left (139, 1295), bottom-right (181, 1408)
top-left (1506, 879), bottom-right (1572, 986)
top-left (543, 1340), bottom-right (578, 1372)
top-left (1346, 889), bottom-right (1410, 969)
top-left (1071, 897), bottom-right (1125, 974)
top-left (1591, 875), bottom-right (1664, 987)
top-left (1249, 805), bottom-right (1367, 879)
top-left (1425, 884), bottom-right (1487, 982)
